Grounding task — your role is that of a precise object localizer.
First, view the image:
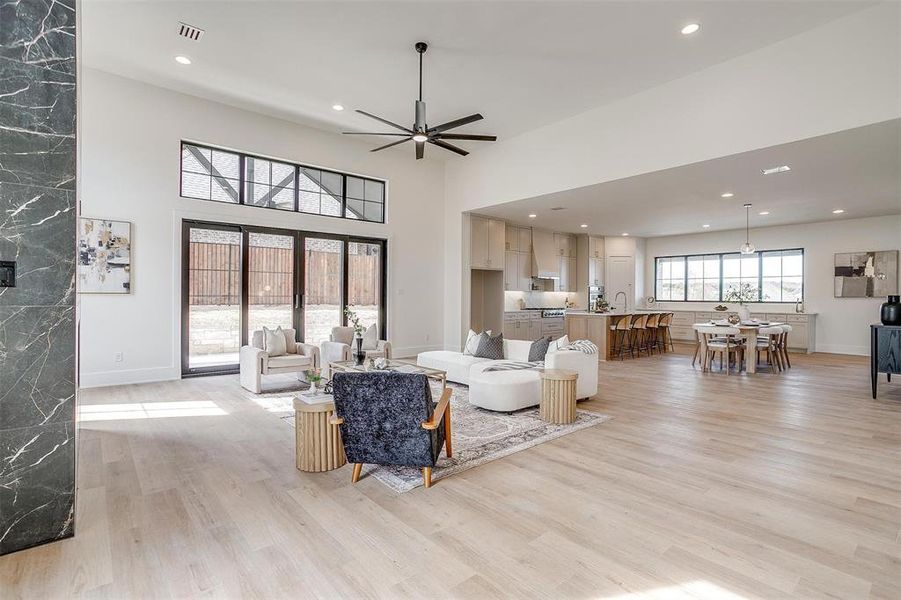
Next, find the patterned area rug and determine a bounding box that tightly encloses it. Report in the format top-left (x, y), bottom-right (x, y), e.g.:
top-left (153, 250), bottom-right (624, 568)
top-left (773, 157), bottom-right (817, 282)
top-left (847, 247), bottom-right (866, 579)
top-left (269, 382), bottom-right (612, 493)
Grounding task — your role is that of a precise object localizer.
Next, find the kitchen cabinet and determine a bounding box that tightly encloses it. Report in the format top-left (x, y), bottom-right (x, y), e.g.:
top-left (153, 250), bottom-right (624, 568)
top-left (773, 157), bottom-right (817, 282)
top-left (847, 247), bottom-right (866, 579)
top-left (470, 215), bottom-right (505, 269)
top-left (588, 257), bottom-right (604, 287)
top-left (504, 312), bottom-right (542, 341)
top-left (519, 228), bottom-right (532, 253)
top-left (517, 252), bottom-right (532, 291)
top-left (556, 256), bottom-right (577, 292)
top-left (588, 236), bottom-right (604, 259)
top-left (554, 233), bottom-right (575, 258)
top-left (505, 224), bottom-right (519, 252)
top-left (504, 251), bottom-right (518, 290)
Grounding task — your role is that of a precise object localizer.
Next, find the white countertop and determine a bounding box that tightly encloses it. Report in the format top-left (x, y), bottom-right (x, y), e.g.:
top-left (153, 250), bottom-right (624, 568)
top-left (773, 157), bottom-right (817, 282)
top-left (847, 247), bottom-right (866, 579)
top-left (566, 308), bottom-right (817, 316)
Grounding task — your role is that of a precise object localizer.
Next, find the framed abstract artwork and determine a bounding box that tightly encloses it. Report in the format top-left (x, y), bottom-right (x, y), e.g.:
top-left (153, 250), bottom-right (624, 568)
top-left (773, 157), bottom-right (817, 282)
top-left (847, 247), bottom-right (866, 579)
top-left (834, 250), bottom-right (898, 298)
top-left (78, 218), bottom-right (132, 294)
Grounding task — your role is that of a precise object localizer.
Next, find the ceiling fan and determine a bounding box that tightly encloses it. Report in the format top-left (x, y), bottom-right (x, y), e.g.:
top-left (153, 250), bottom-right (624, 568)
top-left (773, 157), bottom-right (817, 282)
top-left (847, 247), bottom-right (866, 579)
top-left (342, 42), bottom-right (497, 159)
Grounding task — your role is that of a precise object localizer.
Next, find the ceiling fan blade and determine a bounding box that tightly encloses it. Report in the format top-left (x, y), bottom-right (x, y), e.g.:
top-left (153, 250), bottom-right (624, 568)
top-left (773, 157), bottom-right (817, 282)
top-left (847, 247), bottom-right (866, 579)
top-left (415, 141), bottom-right (425, 160)
top-left (371, 138), bottom-right (412, 152)
top-left (428, 139), bottom-right (469, 157)
top-left (343, 132), bottom-right (411, 136)
top-left (355, 109), bottom-right (413, 133)
top-left (433, 133), bottom-right (497, 142)
top-left (428, 113), bottom-right (483, 134)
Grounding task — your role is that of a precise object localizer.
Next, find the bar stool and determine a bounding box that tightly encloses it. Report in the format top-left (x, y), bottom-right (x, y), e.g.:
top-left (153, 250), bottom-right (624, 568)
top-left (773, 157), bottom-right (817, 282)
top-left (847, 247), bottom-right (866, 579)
top-left (628, 314), bottom-right (649, 357)
top-left (612, 315), bottom-right (633, 360)
top-left (657, 313), bottom-right (675, 353)
top-left (644, 313), bottom-right (661, 354)
top-left (608, 315), bottom-right (625, 359)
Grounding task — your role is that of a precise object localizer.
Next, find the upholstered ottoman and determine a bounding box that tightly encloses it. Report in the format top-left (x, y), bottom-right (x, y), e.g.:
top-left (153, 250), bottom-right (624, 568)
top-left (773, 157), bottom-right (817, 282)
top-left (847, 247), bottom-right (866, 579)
top-left (468, 363), bottom-right (541, 412)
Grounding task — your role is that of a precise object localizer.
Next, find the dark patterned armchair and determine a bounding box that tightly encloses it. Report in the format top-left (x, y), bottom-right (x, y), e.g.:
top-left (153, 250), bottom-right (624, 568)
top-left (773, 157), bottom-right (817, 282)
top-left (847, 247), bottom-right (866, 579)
top-left (330, 371), bottom-right (453, 488)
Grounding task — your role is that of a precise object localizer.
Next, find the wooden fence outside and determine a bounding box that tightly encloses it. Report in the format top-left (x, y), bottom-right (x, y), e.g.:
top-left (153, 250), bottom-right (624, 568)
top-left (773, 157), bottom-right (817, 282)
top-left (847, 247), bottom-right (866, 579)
top-left (188, 242), bottom-right (380, 306)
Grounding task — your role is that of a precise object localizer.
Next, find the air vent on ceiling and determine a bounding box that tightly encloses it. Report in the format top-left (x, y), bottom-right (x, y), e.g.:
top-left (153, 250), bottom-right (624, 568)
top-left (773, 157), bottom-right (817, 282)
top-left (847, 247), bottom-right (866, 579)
top-left (550, 206), bottom-right (566, 211)
top-left (177, 22), bottom-right (205, 41)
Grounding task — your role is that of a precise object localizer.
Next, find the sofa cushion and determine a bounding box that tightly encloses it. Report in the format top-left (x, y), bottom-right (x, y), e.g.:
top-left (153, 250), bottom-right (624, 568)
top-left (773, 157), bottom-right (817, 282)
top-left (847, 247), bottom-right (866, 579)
top-left (528, 336), bottom-right (552, 361)
top-left (475, 332), bottom-right (504, 359)
top-left (265, 354), bottom-right (312, 370)
top-left (417, 351), bottom-right (490, 385)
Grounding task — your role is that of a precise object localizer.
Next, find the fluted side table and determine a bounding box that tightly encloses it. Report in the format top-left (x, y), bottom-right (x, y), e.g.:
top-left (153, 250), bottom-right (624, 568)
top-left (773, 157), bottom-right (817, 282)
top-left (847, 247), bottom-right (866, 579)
top-left (293, 394), bottom-right (346, 472)
top-left (537, 368), bottom-right (579, 424)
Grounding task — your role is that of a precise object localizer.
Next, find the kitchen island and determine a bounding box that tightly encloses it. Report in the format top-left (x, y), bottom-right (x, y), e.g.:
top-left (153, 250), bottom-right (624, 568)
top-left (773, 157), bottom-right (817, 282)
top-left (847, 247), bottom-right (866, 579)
top-left (564, 311), bottom-right (634, 361)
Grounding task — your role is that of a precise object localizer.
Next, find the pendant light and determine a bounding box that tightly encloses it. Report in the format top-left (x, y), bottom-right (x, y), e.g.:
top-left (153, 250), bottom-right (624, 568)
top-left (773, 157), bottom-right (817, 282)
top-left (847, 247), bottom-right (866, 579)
top-left (740, 203), bottom-right (756, 255)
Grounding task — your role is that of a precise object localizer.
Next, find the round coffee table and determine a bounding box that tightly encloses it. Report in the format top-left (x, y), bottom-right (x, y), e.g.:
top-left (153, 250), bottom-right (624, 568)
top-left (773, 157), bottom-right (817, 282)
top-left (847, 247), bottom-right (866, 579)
top-left (536, 369), bottom-right (579, 424)
top-left (293, 394), bottom-right (346, 472)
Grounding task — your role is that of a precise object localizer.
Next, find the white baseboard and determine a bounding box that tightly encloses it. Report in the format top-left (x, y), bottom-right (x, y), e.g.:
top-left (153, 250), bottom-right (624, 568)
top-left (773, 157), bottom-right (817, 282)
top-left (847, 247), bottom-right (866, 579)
top-left (392, 344), bottom-right (445, 359)
top-left (79, 366), bottom-right (181, 388)
top-left (812, 343), bottom-right (868, 356)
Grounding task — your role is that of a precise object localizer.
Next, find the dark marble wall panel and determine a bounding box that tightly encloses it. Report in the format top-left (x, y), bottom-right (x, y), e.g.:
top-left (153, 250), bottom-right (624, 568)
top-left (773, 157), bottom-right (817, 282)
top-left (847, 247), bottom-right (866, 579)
top-left (0, 305), bottom-right (76, 430)
top-left (0, 421), bottom-right (75, 555)
top-left (0, 183), bottom-right (75, 305)
top-left (0, 0), bottom-right (76, 75)
top-left (0, 0), bottom-right (76, 556)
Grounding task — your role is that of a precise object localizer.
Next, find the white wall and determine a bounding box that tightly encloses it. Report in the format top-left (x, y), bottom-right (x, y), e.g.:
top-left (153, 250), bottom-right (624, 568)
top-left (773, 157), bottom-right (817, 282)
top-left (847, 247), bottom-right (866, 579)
top-left (643, 216), bottom-right (901, 356)
top-left (80, 69), bottom-right (446, 387)
top-left (441, 4), bottom-right (900, 349)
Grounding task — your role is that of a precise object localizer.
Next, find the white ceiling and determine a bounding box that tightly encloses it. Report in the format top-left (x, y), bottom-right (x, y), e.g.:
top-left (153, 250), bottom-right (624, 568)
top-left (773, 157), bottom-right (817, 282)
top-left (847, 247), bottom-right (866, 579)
top-left (475, 119), bottom-right (901, 237)
top-left (82, 1), bottom-right (873, 156)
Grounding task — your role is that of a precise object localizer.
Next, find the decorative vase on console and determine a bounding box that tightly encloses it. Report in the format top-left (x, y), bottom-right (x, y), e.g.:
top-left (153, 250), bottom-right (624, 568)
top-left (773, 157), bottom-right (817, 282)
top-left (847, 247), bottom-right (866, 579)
top-left (354, 336), bottom-right (365, 365)
top-left (343, 307), bottom-right (367, 365)
top-left (882, 295), bottom-right (901, 325)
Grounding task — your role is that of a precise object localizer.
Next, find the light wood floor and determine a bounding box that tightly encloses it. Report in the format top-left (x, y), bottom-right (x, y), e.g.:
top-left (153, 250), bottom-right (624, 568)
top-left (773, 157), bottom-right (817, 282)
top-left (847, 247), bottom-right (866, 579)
top-left (2, 347), bottom-right (900, 599)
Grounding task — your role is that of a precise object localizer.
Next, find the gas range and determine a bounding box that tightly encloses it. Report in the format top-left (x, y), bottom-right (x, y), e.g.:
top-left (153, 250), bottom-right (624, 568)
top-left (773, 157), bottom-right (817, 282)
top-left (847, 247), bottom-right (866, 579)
top-left (521, 308), bottom-right (565, 319)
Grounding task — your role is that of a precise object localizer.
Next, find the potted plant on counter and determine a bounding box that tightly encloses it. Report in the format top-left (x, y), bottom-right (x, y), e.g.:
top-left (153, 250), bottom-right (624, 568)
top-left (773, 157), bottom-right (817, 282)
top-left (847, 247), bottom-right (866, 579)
top-left (723, 282), bottom-right (756, 322)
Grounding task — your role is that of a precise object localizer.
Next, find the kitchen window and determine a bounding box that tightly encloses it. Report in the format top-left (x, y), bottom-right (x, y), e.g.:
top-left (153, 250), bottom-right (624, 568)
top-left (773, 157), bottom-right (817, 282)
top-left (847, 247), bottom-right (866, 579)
top-left (179, 142), bottom-right (386, 223)
top-left (654, 248), bottom-right (804, 302)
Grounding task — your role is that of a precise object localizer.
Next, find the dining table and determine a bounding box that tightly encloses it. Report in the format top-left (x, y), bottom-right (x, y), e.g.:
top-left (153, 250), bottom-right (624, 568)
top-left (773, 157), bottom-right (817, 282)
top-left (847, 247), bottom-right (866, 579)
top-left (695, 320), bottom-right (785, 374)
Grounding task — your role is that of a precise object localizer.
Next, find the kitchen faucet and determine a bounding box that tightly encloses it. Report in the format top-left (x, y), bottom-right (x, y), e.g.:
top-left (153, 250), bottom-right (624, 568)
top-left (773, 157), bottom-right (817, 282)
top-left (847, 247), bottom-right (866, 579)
top-left (614, 291), bottom-right (627, 311)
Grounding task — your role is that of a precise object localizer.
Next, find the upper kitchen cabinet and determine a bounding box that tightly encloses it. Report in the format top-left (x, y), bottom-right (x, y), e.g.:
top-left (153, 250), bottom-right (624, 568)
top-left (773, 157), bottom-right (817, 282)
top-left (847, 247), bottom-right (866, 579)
top-left (588, 236), bottom-right (605, 287)
top-left (554, 233), bottom-right (576, 258)
top-left (588, 236), bottom-right (604, 259)
top-left (505, 224), bottom-right (533, 254)
top-left (471, 215), bottom-right (505, 269)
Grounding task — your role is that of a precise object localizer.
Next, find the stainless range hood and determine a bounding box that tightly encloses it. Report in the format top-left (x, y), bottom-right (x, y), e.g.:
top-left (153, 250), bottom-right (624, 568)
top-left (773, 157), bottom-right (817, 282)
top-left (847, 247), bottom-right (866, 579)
top-left (531, 230), bottom-right (559, 279)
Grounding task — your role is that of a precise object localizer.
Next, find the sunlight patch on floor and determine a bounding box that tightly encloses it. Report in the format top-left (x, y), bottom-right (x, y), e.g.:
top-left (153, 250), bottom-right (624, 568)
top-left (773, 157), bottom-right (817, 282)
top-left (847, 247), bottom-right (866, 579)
top-left (79, 400), bottom-right (227, 421)
top-left (602, 580), bottom-right (747, 599)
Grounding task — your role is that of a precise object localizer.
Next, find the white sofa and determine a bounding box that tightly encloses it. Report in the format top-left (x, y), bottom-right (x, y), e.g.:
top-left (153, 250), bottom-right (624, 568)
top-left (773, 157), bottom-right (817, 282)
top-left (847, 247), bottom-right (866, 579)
top-left (240, 328), bottom-right (320, 393)
top-left (417, 338), bottom-right (598, 412)
top-left (320, 326), bottom-right (391, 376)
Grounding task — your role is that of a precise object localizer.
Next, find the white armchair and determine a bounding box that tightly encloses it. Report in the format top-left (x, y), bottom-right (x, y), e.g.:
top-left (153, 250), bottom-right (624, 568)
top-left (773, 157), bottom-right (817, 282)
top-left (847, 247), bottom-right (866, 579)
top-left (240, 328), bottom-right (320, 394)
top-left (320, 326), bottom-right (391, 376)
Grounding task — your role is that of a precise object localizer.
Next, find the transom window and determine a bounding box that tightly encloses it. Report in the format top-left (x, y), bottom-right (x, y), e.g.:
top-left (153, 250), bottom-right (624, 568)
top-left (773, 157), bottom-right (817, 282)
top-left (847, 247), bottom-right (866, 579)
top-left (654, 248), bottom-right (804, 302)
top-left (180, 142), bottom-right (386, 223)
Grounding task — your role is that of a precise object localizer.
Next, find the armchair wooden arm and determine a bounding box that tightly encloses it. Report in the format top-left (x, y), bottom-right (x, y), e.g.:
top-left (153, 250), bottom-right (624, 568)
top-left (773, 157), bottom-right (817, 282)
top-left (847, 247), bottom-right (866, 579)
top-left (421, 388), bottom-right (452, 430)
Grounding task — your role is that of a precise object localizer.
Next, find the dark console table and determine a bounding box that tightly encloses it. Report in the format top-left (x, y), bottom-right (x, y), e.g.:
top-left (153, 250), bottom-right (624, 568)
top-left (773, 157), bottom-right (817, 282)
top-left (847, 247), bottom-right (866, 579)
top-left (871, 324), bottom-right (900, 398)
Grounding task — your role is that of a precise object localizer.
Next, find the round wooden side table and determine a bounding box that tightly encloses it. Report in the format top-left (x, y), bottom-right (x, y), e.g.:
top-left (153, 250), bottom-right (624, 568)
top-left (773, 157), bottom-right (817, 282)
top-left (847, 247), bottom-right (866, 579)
top-left (293, 395), bottom-right (347, 472)
top-left (537, 369), bottom-right (579, 424)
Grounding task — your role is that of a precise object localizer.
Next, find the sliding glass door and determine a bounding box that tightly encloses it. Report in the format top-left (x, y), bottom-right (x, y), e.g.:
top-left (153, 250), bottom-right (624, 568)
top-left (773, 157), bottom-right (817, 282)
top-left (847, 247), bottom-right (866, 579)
top-left (183, 224), bottom-right (243, 372)
top-left (248, 231), bottom-right (296, 338)
top-left (182, 221), bottom-right (386, 376)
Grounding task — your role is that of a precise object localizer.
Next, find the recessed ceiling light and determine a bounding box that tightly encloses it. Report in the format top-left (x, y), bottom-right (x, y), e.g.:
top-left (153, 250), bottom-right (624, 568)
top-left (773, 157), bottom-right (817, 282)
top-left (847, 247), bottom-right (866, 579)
top-left (580, 223), bottom-right (588, 228)
top-left (759, 211), bottom-right (770, 215)
top-left (681, 23), bottom-right (701, 35)
top-left (174, 55), bottom-right (192, 65)
top-left (721, 192), bottom-right (734, 198)
top-left (622, 232), bottom-right (630, 237)
top-left (762, 165), bottom-right (791, 175)
top-left (528, 214), bottom-right (537, 218)
top-left (332, 104), bottom-right (344, 111)
top-left (702, 224), bottom-right (710, 229)
top-left (832, 209), bottom-right (845, 214)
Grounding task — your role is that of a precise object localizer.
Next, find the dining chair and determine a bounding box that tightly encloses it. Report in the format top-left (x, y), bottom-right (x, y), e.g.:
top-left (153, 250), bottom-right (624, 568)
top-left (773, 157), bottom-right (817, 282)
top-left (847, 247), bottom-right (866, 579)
top-left (779, 324), bottom-right (793, 368)
top-left (755, 326), bottom-right (785, 372)
top-left (695, 325), bottom-right (744, 374)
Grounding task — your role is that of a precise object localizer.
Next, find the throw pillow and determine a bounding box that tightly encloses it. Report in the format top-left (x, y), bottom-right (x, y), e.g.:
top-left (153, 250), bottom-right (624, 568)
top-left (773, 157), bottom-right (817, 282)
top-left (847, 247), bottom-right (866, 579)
top-left (528, 336), bottom-right (552, 362)
top-left (475, 331), bottom-right (504, 360)
top-left (463, 329), bottom-right (482, 355)
top-left (361, 323), bottom-right (378, 350)
top-left (263, 326), bottom-right (287, 357)
top-left (546, 335), bottom-right (570, 354)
